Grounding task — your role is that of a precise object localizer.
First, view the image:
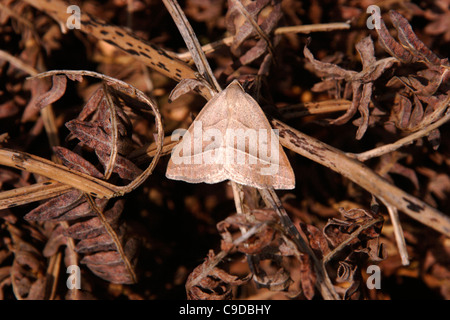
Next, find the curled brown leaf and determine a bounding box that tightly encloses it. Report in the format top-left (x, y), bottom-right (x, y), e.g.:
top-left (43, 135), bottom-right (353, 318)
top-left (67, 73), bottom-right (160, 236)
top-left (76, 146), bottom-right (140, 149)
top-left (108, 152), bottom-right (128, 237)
top-left (35, 75), bottom-right (67, 110)
top-left (186, 250), bottom-right (250, 300)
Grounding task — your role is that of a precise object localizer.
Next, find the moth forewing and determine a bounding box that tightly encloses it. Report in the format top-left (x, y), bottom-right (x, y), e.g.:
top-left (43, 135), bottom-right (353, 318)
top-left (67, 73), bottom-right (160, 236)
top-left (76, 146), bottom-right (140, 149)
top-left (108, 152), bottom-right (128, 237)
top-left (224, 126), bottom-right (259, 166)
top-left (258, 128), bottom-right (281, 176)
top-left (170, 129), bottom-right (190, 165)
top-left (202, 127), bottom-right (224, 165)
top-left (166, 80), bottom-right (295, 189)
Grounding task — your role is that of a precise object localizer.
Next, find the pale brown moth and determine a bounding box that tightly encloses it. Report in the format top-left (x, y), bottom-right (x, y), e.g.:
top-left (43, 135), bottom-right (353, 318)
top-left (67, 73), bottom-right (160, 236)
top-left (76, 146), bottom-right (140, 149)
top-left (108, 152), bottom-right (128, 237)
top-left (166, 80), bottom-right (295, 189)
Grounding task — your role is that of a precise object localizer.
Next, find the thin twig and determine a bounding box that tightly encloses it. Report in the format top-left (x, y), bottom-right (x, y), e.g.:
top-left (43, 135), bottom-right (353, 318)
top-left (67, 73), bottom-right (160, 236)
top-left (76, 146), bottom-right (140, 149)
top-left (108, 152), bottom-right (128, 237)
top-left (322, 215), bottom-right (384, 264)
top-left (258, 188), bottom-right (340, 300)
top-left (271, 117), bottom-right (450, 237)
top-left (46, 251), bottom-right (62, 300)
top-left (0, 50), bottom-right (38, 76)
top-left (176, 22), bottom-right (350, 61)
top-left (162, 0), bottom-right (221, 93)
top-left (279, 99), bottom-right (352, 119)
top-left (229, 0), bottom-right (276, 59)
top-left (176, 37), bottom-right (234, 61)
top-left (0, 148), bottom-right (118, 197)
top-left (186, 222), bottom-right (268, 289)
top-left (0, 180), bottom-right (72, 210)
top-left (385, 204), bottom-right (410, 266)
top-left (274, 22), bottom-right (351, 35)
top-left (348, 97), bottom-right (450, 161)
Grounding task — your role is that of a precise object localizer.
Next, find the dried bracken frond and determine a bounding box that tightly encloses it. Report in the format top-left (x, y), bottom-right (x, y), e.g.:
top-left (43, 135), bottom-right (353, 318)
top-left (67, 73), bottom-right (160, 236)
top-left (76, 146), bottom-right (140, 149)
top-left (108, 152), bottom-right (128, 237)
top-left (304, 36), bottom-right (396, 139)
top-left (186, 205), bottom-right (385, 300)
top-left (17, 73), bottom-right (159, 285)
top-left (186, 250), bottom-right (251, 300)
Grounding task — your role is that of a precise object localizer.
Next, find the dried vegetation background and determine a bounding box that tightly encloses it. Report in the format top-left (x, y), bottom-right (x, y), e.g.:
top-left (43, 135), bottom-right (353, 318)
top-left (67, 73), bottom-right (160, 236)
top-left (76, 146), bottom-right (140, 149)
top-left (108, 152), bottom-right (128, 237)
top-left (0, 0), bottom-right (449, 299)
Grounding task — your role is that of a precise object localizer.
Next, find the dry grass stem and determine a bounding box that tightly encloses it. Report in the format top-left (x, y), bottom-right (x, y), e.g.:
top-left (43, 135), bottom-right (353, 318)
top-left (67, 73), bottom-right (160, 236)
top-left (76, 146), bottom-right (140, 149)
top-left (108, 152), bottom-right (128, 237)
top-left (271, 118), bottom-right (450, 237)
top-left (349, 97), bottom-right (450, 161)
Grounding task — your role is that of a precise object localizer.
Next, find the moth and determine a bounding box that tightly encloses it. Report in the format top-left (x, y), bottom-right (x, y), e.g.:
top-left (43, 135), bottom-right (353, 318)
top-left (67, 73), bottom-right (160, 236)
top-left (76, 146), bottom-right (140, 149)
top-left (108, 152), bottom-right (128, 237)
top-left (166, 80), bottom-right (295, 189)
